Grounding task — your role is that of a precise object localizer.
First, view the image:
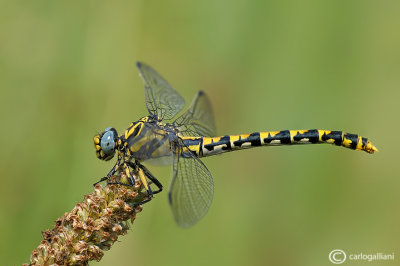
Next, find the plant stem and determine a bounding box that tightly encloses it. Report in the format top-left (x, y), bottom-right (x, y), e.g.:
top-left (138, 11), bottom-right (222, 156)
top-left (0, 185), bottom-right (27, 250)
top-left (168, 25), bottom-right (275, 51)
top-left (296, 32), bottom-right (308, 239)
top-left (25, 175), bottom-right (146, 266)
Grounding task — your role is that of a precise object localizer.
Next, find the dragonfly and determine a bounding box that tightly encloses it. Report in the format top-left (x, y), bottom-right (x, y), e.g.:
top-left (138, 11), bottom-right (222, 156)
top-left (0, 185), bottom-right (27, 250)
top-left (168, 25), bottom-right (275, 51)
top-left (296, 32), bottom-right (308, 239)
top-left (93, 62), bottom-right (377, 228)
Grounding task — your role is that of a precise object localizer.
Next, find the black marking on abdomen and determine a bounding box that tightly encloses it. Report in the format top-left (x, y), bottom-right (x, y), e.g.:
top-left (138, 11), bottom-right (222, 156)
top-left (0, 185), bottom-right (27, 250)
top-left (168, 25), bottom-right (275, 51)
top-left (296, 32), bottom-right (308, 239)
top-left (321, 131), bottom-right (342, 146)
top-left (264, 130), bottom-right (291, 144)
top-left (344, 133), bottom-right (359, 150)
top-left (199, 137), bottom-right (204, 156)
top-left (361, 137), bottom-right (368, 149)
top-left (233, 132), bottom-right (261, 147)
top-left (182, 138), bottom-right (202, 147)
top-left (204, 135), bottom-right (231, 151)
top-left (293, 129), bottom-right (319, 143)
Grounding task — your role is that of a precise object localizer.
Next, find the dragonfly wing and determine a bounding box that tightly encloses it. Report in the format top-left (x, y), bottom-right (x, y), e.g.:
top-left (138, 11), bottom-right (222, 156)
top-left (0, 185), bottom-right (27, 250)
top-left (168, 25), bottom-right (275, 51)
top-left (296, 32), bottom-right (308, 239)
top-left (169, 143), bottom-right (214, 228)
top-left (137, 62), bottom-right (185, 120)
top-left (174, 91), bottom-right (216, 137)
top-left (143, 155), bottom-right (173, 166)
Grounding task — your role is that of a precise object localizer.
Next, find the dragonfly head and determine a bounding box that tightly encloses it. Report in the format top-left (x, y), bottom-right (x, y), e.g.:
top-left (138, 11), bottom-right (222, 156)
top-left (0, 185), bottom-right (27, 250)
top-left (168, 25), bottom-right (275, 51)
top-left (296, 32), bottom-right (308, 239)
top-left (94, 127), bottom-right (118, 161)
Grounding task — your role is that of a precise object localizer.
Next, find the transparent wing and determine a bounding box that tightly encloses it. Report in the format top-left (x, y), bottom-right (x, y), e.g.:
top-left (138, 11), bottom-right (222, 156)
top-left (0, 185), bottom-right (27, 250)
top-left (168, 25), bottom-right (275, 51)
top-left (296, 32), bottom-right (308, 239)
top-left (137, 62), bottom-right (185, 120)
top-left (169, 142), bottom-right (214, 228)
top-left (173, 91), bottom-right (216, 137)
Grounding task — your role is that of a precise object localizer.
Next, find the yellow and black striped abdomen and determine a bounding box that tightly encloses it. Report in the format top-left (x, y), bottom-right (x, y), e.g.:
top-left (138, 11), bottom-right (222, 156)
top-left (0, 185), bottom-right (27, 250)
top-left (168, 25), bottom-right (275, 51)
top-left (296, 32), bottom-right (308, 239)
top-left (182, 129), bottom-right (377, 158)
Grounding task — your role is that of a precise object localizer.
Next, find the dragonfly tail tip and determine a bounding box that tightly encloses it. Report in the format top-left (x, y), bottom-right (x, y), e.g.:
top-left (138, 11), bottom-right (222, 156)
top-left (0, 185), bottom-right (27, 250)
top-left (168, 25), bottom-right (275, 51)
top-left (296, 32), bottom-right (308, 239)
top-left (365, 141), bottom-right (378, 154)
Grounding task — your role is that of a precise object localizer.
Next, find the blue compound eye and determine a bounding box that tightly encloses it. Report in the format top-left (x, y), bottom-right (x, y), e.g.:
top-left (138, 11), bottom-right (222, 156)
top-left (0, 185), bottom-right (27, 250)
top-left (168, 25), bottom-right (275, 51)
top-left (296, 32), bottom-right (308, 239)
top-left (101, 130), bottom-right (115, 154)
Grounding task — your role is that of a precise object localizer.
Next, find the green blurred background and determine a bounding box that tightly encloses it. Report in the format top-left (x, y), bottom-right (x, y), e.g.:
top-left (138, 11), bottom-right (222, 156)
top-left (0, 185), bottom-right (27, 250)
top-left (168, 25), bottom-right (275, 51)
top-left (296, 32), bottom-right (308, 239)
top-left (1, 1), bottom-right (399, 265)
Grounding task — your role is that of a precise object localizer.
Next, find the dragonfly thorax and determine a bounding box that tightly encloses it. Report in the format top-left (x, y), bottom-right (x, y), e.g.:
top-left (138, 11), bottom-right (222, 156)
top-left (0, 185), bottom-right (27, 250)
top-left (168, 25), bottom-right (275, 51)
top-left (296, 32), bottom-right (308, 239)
top-left (94, 127), bottom-right (118, 161)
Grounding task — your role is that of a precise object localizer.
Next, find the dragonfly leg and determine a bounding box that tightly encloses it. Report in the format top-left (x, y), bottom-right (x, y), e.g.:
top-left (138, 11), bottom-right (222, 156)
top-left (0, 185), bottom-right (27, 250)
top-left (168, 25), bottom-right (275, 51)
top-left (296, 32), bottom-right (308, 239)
top-left (133, 197), bottom-right (153, 207)
top-left (124, 161), bottom-right (164, 207)
top-left (127, 161), bottom-right (163, 194)
top-left (107, 163), bottom-right (135, 187)
top-left (104, 165), bottom-right (154, 207)
top-left (130, 166), bottom-right (155, 207)
top-left (93, 176), bottom-right (108, 186)
top-left (93, 162), bottom-right (118, 186)
top-left (137, 162), bottom-right (163, 194)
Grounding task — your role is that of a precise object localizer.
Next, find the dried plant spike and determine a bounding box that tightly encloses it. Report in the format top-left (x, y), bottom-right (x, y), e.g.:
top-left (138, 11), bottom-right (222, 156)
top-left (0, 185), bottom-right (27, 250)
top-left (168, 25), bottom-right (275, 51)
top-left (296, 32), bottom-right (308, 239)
top-left (25, 174), bottom-right (147, 266)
